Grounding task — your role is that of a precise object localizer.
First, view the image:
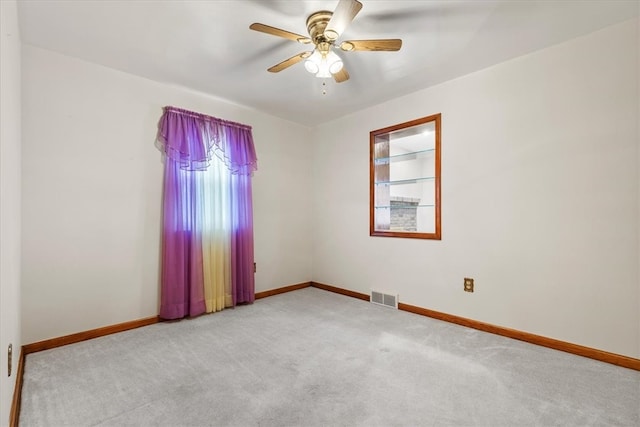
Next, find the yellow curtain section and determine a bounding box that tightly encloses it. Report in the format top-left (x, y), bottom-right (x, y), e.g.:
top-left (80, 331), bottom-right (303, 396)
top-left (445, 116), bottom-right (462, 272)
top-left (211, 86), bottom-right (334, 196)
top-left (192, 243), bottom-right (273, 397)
top-left (200, 155), bottom-right (232, 313)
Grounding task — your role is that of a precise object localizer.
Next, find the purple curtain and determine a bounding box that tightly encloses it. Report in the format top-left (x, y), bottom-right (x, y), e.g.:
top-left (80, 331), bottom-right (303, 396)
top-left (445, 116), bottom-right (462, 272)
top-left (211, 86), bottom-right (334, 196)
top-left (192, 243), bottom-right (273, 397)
top-left (156, 106), bottom-right (257, 320)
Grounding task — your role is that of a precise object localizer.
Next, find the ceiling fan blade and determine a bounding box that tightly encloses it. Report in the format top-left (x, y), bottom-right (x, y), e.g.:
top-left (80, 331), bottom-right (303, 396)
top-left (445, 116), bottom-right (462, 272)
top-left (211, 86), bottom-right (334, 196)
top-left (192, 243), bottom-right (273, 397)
top-left (340, 39), bottom-right (402, 52)
top-left (332, 68), bottom-right (350, 83)
top-left (267, 51), bottom-right (312, 73)
top-left (324, 0), bottom-right (363, 40)
top-left (250, 23), bottom-right (312, 44)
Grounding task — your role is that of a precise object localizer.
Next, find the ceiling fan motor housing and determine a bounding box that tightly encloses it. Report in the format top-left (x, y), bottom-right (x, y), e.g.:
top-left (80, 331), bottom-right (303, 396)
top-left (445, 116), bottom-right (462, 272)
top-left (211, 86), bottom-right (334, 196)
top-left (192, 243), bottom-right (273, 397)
top-left (306, 11), bottom-right (333, 45)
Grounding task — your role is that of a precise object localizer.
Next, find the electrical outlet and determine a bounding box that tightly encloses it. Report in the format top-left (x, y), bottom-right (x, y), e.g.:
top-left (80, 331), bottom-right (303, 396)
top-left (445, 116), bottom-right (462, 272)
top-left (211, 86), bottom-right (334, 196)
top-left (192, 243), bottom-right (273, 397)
top-left (464, 278), bottom-right (474, 293)
top-left (8, 344), bottom-right (12, 377)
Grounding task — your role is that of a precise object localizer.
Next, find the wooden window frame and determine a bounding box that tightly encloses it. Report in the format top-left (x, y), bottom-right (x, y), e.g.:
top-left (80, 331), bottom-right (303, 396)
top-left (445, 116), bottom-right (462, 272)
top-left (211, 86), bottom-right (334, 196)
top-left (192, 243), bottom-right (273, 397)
top-left (369, 113), bottom-right (441, 240)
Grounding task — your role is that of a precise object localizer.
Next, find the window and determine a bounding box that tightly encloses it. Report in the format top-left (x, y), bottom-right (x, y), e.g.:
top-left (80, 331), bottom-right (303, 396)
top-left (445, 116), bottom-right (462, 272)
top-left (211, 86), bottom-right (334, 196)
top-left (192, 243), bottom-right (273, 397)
top-left (156, 106), bottom-right (258, 319)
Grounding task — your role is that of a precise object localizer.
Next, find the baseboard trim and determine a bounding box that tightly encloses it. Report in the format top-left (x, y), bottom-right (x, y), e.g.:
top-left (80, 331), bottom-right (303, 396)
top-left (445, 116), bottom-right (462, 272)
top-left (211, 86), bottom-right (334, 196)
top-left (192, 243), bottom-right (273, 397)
top-left (22, 316), bottom-right (160, 355)
top-left (22, 283), bottom-right (319, 354)
top-left (21, 283), bottom-right (318, 354)
top-left (310, 281), bottom-right (639, 371)
top-left (12, 316), bottom-right (158, 426)
top-left (9, 348), bottom-right (25, 427)
top-left (255, 282), bottom-right (311, 299)
top-left (399, 302), bottom-right (640, 371)
top-left (310, 281), bottom-right (370, 301)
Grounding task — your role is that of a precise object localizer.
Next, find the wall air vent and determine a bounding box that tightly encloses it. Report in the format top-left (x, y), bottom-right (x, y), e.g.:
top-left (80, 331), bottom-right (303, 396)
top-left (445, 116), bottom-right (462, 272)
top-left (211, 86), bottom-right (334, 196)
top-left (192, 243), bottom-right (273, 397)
top-left (371, 290), bottom-right (398, 309)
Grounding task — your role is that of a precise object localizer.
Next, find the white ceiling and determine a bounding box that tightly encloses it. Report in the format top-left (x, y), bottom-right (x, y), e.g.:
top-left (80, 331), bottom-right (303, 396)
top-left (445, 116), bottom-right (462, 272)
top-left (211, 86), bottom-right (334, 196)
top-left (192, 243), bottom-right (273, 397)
top-left (17, 0), bottom-right (639, 127)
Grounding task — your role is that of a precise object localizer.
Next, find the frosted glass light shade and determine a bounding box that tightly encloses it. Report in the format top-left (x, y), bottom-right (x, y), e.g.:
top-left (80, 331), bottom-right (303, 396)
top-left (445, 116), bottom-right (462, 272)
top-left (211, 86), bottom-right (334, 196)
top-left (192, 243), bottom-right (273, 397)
top-left (326, 50), bottom-right (343, 74)
top-left (304, 49), bottom-right (343, 78)
top-left (304, 50), bottom-right (322, 74)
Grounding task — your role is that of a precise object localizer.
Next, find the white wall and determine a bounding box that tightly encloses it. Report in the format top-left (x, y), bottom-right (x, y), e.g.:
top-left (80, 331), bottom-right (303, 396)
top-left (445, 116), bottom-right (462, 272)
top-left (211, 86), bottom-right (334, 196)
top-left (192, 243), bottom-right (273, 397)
top-left (313, 19), bottom-right (640, 358)
top-left (0, 0), bottom-right (22, 423)
top-left (637, 14), bottom-right (640, 363)
top-left (21, 46), bottom-right (313, 344)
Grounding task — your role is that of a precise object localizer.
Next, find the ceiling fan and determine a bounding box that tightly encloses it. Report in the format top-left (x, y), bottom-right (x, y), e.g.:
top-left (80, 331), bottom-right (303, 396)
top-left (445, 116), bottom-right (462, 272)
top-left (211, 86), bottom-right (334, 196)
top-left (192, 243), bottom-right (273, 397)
top-left (249, 0), bottom-right (402, 83)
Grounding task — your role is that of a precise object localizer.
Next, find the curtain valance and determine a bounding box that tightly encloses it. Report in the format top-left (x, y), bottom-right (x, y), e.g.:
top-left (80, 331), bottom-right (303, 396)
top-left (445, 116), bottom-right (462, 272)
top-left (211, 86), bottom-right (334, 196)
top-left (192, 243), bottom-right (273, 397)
top-left (155, 106), bottom-right (258, 175)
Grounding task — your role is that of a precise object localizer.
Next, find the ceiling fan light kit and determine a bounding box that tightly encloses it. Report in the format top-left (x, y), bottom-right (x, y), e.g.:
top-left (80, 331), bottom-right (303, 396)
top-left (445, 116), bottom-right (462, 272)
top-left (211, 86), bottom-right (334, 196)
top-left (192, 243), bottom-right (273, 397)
top-left (250, 0), bottom-right (402, 83)
top-left (304, 49), bottom-right (343, 78)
